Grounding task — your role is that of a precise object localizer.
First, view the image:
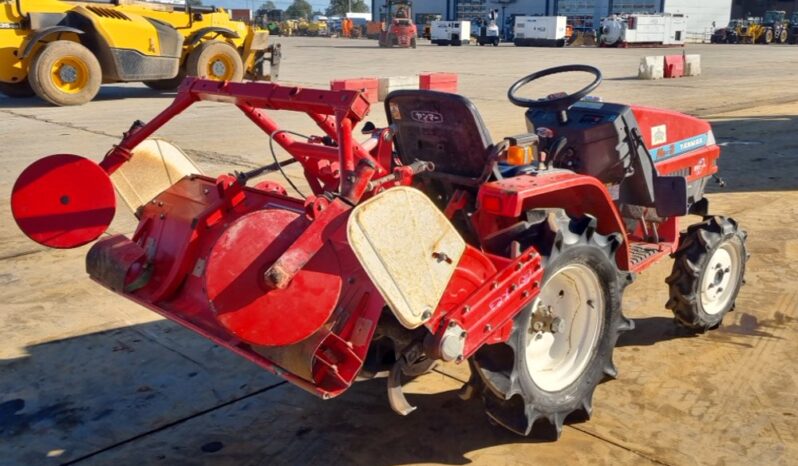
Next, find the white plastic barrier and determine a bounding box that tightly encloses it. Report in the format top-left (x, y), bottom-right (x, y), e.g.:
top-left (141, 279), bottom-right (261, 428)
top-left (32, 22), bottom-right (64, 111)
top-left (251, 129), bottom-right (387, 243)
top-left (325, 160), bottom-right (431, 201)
top-left (638, 56), bottom-right (664, 80)
top-left (378, 75), bottom-right (419, 101)
top-left (685, 55), bottom-right (701, 77)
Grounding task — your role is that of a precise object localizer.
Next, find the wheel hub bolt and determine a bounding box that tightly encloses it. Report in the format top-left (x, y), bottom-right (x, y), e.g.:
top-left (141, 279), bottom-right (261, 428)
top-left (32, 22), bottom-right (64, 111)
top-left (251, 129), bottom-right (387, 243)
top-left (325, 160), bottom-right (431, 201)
top-left (60, 65), bottom-right (78, 84)
top-left (550, 317), bottom-right (563, 334)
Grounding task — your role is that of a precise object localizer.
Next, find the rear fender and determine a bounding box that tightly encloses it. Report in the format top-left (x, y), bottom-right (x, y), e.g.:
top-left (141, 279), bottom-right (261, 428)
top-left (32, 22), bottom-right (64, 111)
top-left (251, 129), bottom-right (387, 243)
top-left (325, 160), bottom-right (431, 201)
top-left (186, 26), bottom-right (240, 46)
top-left (19, 26), bottom-right (84, 59)
top-left (477, 171), bottom-right (631, 270)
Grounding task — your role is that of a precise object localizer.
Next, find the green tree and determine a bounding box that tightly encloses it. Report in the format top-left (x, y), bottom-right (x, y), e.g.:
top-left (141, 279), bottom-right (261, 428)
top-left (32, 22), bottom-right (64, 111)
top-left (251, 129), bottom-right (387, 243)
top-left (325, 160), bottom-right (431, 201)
top-left (285, 0), bottom-right (313, 19)
top-left (325, 0), bottom-right (370, 16)
top-left (187, 0), bottom-right (203, 6)
top-left (255, 1), bottom-right (279, 24)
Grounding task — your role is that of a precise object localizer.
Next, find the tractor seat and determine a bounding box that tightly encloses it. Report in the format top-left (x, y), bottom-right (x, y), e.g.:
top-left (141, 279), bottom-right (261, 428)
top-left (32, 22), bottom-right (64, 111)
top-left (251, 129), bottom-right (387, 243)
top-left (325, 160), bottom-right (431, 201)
top-left (385, 90), bottom-right (494, 181)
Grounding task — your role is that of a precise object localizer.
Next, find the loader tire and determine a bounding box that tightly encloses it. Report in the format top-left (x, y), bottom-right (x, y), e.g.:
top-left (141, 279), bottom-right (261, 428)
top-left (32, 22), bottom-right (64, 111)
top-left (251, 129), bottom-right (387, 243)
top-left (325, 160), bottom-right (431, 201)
top-left (0, 79), bottom-right (35, 98)
top-left (185, 41), bottom-right (244, 82)
top-left (472, 210), bottom-right (632, 438)
top-left (28, 40), bottom-right (101, 106)
top-left (143, 71), bottom-right (186, 91)
top-left (666, 216), bottom-right (748, 331)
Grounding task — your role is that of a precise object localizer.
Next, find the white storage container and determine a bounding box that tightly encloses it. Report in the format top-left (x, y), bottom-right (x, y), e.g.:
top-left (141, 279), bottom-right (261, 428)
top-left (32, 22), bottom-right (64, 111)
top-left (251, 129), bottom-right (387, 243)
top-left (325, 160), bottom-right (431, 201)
top-left (513, 16), bottom-right (567, 47)
top-left (430, 21), bottom-right (471, 46)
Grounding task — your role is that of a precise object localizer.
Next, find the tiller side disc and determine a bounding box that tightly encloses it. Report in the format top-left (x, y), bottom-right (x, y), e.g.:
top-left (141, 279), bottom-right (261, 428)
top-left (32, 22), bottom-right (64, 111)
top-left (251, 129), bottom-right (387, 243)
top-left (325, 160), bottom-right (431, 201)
top-left (11, 154), bottom-right (115, 248)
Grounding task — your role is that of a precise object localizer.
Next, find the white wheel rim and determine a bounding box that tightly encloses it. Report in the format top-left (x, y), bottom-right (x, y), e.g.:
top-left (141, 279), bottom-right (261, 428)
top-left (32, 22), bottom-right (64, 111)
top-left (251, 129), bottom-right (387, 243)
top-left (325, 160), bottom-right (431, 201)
top-left (700, 243), bottom-right (739, 315)
top-left (524, 264), bottom-right (604, 392)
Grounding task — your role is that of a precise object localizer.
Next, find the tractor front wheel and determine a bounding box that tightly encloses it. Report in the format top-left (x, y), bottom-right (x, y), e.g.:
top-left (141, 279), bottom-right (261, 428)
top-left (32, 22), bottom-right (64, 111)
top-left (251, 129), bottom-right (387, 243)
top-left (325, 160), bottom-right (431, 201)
top-left (28, 40), bottom-right (101, 106)
top-left (186, 41), bottom-right (244, 82)
top-left (666, 216), bottom-right (748, 331)
top-left (472, 211), bottom-right (632, 438)
top-left (0, 79), bottom-right (35, 98)
top-left (764, 29), bottom-right (774, 44)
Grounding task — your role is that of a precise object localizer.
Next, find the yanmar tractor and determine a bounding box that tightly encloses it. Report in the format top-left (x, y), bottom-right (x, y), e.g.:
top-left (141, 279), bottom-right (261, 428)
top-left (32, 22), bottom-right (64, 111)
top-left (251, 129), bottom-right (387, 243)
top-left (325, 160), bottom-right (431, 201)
top-left (11, 65), bottom-right (747, 437)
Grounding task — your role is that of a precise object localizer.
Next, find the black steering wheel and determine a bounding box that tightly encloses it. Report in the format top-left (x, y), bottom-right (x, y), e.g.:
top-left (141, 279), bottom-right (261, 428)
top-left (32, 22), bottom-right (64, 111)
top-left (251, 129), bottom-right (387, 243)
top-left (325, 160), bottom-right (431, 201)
top-left (507, 65), bottom-right (603, 124)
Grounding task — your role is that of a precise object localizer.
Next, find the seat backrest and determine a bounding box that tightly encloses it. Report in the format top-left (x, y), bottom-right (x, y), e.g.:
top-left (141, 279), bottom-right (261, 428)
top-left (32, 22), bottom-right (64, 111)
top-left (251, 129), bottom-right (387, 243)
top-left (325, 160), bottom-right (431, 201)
top-left (385, 90), bottom-right (493, 178)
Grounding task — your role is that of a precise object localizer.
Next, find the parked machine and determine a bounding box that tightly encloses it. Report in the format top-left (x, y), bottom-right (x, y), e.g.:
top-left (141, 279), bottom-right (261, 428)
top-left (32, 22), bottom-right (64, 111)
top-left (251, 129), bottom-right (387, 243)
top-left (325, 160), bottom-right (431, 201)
top-left (599, 13), bottom-right (686, 47)
top-left (417, 13), bottom-right (442, 40)
top-left (513, 16), bottom-right (568, 47)
top-left (11, 65), bottom-right (748, 438)
top-left (431, 20), bottom-right (471, 46)
top-left (735, 17), bottom-right (767, 44)
top-left (760, 10), bottom-right (789, 44)
top-left (378, 0), bottom-right (417, 48)
top-left (476, 10), bottom-right (501, 46)
top-left (790, 12), bottom-right (798, 44)
top-left (0, 0), bottom-right (281, 105)
top-left (711, 19), bottom-right (743, 44)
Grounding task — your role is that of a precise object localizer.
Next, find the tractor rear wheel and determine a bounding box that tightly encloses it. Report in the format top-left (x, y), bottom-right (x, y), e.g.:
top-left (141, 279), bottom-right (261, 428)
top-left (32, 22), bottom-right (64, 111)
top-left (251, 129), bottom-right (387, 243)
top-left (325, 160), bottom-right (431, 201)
top-left (666, 216), bottom-right (747, 331)
top-left (778, 30), bottom-right (788, 43)
top-left (28, 40), bottom-right (101, 106)
top-left (0, 79), bottom-right (35, 98)
top-left (472, 211), bottom-right (632, 437)
top-left (185, 41), bottom-right (244, 82)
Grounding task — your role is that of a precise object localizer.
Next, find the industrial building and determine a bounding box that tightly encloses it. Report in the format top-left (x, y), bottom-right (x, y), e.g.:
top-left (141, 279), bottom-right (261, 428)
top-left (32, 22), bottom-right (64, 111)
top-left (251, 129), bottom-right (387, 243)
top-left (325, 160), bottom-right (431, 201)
top-left (371, 0), bottom-right (732, 37)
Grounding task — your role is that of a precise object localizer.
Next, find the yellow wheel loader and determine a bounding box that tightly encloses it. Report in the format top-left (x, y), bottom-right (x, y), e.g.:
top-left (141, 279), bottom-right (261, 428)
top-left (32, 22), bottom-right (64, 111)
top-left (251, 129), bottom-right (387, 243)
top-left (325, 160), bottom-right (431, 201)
top-left (0, 0), bottom-right (282, 106)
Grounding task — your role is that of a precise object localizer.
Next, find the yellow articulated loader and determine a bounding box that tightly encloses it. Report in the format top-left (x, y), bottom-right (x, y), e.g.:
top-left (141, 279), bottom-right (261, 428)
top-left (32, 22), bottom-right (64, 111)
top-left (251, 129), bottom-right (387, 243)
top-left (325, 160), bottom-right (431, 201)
top-left (0, 0), bottom-right (281, 106)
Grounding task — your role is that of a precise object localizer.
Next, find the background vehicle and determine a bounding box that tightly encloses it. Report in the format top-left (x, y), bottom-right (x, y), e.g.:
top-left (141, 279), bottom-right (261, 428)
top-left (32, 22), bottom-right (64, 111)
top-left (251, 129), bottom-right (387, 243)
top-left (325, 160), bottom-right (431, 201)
top-left (476, 10), bottom-right (500, 46)
top-left (711, 19), bottom-right (743, 43)
top-left (430, 20), bottom-right (471, 46)
top-left (790, 12), bottom-right (798, 43)
top-left (378, 0), bottom-right (417, 48)
top-left (760, 10), bottom-right (788, 44)
top-left (737, 17), bottom-right (764, 43)
top-left (0, 0), bottom-right (280, 105)
top-left (599, 13), bottom-right (686, 47)
top-left (417, 13), bottom-right (442, 39)
top-left (11, 65), bottom-right (748, 438)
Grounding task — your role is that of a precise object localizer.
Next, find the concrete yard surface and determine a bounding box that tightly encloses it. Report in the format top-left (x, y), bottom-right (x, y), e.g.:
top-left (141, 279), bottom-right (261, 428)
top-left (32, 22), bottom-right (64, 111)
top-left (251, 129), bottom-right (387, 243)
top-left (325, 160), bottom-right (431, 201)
top-left (1, 38), bottom-right (797, 465)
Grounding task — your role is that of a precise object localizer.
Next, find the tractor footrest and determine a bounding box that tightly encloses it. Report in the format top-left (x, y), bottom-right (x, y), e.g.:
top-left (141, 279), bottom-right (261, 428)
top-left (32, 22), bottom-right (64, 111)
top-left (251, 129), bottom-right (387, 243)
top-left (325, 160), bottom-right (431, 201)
top-left (629, 243), bottom-right (660, 266)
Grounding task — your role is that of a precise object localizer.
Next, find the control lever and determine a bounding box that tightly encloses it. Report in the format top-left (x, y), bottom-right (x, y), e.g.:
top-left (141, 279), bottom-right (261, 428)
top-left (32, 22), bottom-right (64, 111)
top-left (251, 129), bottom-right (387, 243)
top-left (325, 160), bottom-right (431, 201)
top-left (368, 160), bottom-right (435, 190)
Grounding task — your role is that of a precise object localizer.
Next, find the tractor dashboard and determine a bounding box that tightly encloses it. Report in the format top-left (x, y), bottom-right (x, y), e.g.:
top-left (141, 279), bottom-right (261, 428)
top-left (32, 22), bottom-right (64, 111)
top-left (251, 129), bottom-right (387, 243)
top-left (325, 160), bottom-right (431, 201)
top-left (524, 100), bottom-right (636, 186)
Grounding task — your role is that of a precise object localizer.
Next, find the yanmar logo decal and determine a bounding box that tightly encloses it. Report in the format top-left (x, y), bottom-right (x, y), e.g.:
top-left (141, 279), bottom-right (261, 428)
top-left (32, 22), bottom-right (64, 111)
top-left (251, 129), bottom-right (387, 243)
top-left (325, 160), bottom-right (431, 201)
top-left (653, 134), bottom-right (708, 161)
top-left (410, 110), bottom-right (443, 124)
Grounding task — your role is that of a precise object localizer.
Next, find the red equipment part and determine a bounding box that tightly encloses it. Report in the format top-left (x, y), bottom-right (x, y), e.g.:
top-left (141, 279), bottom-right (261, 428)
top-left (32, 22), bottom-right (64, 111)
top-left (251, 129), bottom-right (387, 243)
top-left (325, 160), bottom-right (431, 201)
top-left (205, 209), bottom-right (343, 346)
top-left (331, 78), bottom-right (379, 103)
top-left (11, 154), bottom-right (115, 248)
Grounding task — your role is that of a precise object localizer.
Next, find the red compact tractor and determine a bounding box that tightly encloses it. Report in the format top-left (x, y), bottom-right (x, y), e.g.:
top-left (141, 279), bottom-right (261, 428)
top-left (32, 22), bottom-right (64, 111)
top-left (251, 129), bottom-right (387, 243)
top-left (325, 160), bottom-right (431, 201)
top-left (378, 0), bottom-right (418, 48)
top-left (12, 65), bottom-right (748, 437)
